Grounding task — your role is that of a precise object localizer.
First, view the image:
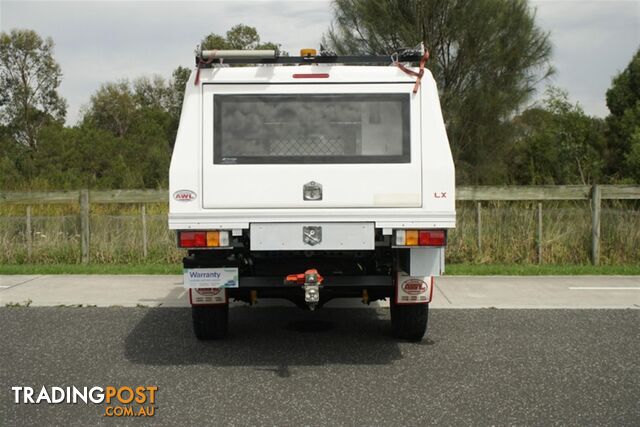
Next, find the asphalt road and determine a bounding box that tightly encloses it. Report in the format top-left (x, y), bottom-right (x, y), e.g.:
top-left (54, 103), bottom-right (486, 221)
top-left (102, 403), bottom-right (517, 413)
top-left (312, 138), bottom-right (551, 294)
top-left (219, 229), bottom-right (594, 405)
top-left (1, 307), bottom-right (638, 426)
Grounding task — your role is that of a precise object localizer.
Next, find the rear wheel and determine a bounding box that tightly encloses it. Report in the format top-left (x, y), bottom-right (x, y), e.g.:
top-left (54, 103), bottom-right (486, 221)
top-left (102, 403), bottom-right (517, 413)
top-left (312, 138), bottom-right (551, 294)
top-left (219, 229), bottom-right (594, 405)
top-left (192, 305), bottom-right (228, 340)
top-left (390, 300), bottom-right (428, 341)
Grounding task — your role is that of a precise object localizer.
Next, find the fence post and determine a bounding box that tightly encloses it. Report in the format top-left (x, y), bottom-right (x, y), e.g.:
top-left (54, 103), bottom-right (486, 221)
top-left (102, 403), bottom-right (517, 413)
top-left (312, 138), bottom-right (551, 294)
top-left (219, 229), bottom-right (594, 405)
top-left (26, 205), bottom-right (32, 262)
top-left (591, 185), bottom-right (601, 265)
top-left (537, 202), bottom-right (542, 264)
top-left (80, 190), bottom-right (90, 264)
top-left (476, 201), bottom-right (482, 256)
top-left (141, 204), bottom-right (148, 259)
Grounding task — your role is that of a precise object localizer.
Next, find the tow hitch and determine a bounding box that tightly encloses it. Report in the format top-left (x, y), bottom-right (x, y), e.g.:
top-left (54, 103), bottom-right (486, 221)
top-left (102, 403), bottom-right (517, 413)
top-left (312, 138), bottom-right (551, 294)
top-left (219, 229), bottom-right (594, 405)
top-left (284, 269), bottom-right (324, 310)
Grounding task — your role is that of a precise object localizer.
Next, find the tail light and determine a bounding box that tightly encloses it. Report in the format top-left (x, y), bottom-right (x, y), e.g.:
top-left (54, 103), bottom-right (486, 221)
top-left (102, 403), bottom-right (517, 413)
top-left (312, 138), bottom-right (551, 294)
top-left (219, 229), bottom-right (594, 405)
top-left (178, 230), bottom-right (231, 248)
top-left (395, 229), bottom-right (446, 247)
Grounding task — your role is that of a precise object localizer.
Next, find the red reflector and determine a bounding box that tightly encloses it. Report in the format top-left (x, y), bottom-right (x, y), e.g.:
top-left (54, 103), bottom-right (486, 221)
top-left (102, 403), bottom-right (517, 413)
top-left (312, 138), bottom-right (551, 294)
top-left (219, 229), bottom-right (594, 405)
top-left (418, 230), bottom-right (446, 246)
top-left (179, 231), bottom-right (195, 247)
top-left (180, 231), bottom-right (206, 247)
top-left (194, 232), bottom-right (206, 247)
top-left (292, 73), bottom-right (329, 78)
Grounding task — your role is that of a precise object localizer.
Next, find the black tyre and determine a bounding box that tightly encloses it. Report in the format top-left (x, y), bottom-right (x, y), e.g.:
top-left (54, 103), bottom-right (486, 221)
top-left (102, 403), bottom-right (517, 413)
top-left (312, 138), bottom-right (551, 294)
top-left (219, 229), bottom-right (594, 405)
top-left (192, 305), bottom-right (228, 340)
top-left (390, 300), bottom-right (428, 341)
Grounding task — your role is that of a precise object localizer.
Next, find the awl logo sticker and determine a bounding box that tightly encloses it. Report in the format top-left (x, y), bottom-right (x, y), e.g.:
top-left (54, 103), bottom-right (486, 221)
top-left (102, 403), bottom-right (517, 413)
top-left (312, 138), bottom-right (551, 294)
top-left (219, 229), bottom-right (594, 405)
top-left (173, 190), bottom-right (196, 201)
top-left (402, 280), bottom-right (427, 295)
top-left (396, 274), bottom-right (433, 304)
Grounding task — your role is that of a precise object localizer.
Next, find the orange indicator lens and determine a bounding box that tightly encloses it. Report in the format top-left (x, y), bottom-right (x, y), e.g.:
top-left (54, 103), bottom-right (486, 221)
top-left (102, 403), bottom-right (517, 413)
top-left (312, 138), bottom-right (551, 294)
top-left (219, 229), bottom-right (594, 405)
top-left (206, 231), bottom-right (219, 247)
top-left (405, 230), bottom-right (419, 246)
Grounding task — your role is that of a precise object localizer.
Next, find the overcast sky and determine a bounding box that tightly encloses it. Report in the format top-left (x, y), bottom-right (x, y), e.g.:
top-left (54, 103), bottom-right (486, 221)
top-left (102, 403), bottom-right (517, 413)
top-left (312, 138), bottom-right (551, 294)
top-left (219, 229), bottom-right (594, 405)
top-left (1, 0), bottom-right (638, 124)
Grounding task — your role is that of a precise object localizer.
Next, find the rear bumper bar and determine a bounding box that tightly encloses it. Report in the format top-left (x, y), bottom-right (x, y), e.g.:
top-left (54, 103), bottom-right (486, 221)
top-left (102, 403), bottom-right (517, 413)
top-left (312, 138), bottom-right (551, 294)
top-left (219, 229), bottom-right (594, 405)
top-left (226, 275), bottom-right (393, 307)
top-left (237, 275), bottom-right (392, 288)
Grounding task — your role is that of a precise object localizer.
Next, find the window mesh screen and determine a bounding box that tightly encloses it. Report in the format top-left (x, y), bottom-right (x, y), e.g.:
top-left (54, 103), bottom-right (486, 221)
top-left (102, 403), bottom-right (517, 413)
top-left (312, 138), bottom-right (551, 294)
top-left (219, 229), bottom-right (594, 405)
top-left (269, 137), bottom-right (347, 156)
top-left (214, 93), bottom-right (410, 164)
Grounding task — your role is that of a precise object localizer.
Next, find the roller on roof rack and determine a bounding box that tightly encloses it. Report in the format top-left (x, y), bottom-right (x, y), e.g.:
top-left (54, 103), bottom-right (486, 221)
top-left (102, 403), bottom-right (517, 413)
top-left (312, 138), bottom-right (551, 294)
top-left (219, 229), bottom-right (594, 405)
top-left (200, 49), bottom-right (278, 60)
top-left (194, 47), bottom-right (425, 66)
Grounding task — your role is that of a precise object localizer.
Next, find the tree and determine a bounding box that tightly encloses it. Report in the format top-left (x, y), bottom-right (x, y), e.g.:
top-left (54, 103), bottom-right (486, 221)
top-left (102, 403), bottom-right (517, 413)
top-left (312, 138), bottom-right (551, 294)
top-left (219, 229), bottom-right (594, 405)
top-left (201, 24), bottom-right (280, 51)
top-left (81, 76), bottom-right (177, 188)
top-left (83, 81), bottom-right (137, 138)
top-left (168, 66), bottom-right (190, 120)
top-left (0, 125), bottom-right (22, 188)
top-left (0, 29), bottom-right (66, 150)
top-left (27, 122), bottom-right (145, 189)
top-left (509, 87), bottom-right (606, 185)
top-left (605, 48), bottom-right (640, 182)
top-left (133, 75), bottom-right (172, 111)
top-left (623, 129), bottom-right (640, 182)
top-left (325, 0), bottom-right (553, 184)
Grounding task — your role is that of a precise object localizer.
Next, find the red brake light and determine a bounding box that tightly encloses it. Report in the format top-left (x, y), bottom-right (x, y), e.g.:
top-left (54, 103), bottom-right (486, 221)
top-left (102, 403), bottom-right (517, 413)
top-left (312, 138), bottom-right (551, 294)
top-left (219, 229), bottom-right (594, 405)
top-left (179, 231), bottom-right (195, 247)
top-left (194, 232), bottom-right (206, 247)
top-left (179, 231), bottom-right (207, 247)
top-left (418, 230), bottom-right (446, 246)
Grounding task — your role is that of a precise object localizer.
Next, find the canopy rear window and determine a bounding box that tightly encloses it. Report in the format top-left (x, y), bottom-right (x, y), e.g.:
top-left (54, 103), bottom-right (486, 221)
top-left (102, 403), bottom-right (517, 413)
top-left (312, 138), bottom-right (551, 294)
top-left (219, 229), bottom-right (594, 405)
top-left (213, 93), bottom-right (410, 164)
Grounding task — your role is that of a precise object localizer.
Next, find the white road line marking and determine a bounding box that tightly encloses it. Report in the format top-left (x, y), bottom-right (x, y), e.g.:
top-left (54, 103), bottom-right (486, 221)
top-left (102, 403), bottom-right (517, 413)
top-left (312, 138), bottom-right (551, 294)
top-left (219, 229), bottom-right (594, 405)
top-left (569, 287), bottom-right (640, 290)
top-left (0, 285), bottom-right (11, 288)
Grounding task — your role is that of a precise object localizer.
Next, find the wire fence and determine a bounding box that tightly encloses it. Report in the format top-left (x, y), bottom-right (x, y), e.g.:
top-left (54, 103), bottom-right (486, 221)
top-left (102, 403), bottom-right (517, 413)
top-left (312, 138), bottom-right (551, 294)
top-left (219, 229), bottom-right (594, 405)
top-left (0, 186), bottom-right (639, 265)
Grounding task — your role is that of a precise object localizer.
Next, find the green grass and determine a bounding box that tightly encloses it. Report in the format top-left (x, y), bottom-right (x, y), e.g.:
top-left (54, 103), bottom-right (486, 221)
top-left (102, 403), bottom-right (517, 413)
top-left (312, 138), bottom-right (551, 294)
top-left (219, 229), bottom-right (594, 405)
top-left (0, 263), bottom-right (182, 275)
top-left (1, 263), bottom-right (639, 275)
top-left (2, 200), bottom-right (639, 264)
top-left (446, 264), bottom-right (640, 275)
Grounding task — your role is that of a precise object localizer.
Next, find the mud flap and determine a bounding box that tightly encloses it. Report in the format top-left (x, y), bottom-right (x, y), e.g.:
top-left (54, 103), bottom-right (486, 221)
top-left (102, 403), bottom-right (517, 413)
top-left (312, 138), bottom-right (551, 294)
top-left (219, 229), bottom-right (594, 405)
top-left (395, 272), bottom-right (433, 305)
top-left (189, 288), bottom-right (228, 305)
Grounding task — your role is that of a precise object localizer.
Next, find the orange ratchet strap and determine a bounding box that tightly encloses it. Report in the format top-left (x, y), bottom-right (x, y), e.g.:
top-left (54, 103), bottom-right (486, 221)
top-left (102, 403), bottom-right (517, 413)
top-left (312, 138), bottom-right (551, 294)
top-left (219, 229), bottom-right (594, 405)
top-left (395, 49), bottom-right (430, 94)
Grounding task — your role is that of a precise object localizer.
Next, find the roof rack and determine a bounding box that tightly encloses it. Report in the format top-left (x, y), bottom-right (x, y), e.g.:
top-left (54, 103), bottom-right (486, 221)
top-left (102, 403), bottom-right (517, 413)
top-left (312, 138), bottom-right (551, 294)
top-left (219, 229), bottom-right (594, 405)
top-left (194, 48), bottom-right (424, 67)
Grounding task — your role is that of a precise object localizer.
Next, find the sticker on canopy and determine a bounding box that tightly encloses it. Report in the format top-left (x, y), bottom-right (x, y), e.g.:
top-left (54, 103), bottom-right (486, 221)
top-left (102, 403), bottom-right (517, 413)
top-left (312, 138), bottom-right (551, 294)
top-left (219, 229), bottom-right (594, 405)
top-left (395, 273), bottom-right (433, 305)
top-left (173, 190), bottom-right (197, 202)
top-left (183, 268), bottom-right (238, 288)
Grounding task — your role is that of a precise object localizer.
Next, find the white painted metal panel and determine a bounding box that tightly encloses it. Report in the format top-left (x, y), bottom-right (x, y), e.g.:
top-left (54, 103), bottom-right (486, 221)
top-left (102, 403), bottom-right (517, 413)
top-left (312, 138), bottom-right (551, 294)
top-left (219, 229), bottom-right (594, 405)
top-left (201, 83), bottom-right (421, 209)
top-left (169, 66), bottom-right (456, 230)
top-left (250, 222), bottom-right (374, 250)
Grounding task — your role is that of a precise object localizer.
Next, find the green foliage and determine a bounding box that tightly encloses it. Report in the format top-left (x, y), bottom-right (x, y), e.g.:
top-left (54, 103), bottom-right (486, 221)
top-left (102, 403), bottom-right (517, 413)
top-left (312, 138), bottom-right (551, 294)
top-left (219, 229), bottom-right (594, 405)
top-left (605, 49), bottom-right (640, 182)
top-left (325, 0), bottom-right (554, 184)
top-left (0, 29), bottom-right (66, 150)
top-left (0, 126), bottom-right (23, 186)
top-left (509, 87), bottom-right (606, 184)
top-left (201, 24), bottom-right (281, 51)
top-left (63, 68), bottom-right (195, 189)
top-left (0, 23), bottom-right (636, 190)
top-left (0, 25), bottom-right (284, 191)
top-left (0, 69), bottom-right (186, 190)
top-left (79, 76), bottom-right (181, 189)
top-left (168, 66), bottom-right (190, 121)
top-left (625, 129), bottom-right (640, 182)
top-left (83, 81), bottom-right (136, 138)
top-left (0, 154), bottom-right (21, 187)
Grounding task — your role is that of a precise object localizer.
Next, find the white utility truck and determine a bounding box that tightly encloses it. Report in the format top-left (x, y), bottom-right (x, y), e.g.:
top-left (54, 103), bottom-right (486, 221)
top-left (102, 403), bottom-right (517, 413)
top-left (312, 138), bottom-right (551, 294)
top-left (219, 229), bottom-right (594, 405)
top-left (169, 47), bottom-right (455, 341)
